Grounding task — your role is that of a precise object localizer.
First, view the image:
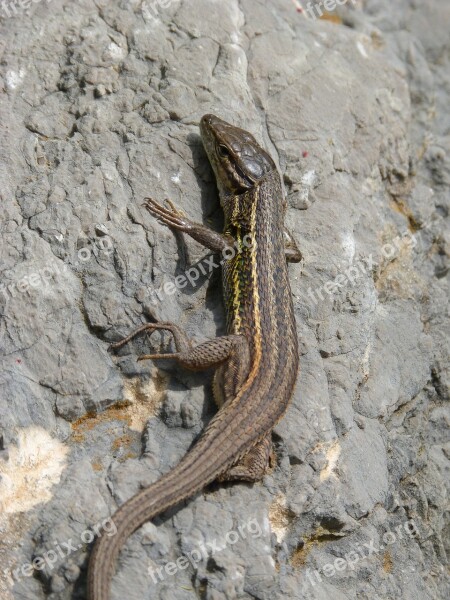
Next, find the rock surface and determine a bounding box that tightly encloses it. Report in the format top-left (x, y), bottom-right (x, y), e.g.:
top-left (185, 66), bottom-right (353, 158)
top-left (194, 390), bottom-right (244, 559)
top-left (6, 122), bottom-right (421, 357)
top-left (0, 0), bottom-right (448, 599)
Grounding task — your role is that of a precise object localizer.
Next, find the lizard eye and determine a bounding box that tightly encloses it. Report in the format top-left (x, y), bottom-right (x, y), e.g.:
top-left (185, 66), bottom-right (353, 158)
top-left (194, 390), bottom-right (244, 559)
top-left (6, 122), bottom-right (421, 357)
top-left (218, 144), bottom-right (231, 158)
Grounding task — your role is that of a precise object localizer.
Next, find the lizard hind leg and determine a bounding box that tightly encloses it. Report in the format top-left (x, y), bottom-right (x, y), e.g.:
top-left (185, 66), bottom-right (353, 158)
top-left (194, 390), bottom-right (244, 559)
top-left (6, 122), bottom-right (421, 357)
top-left (111, 321), bottom-right (251, 375)
top-left (218, 434), bottom-right (274, 483)
top-left (284, 227), bottom-right (302, 263)
top-left (109, 322), bottom-right (192, 356)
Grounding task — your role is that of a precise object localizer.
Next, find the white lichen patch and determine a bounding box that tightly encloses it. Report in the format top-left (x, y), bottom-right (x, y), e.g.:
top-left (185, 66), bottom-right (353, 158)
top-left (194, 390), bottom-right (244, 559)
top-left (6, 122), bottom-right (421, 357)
top-left (5, 69), bottom-right (25, 91)
top-left (341, 232), bottom-right (356, 263)
top-left (269, 493), bottom-right (295, 543)
top-left (122, 375), bottom-right (167, 431)
top-left (104, 42), bottom-right (127, 62)
top-left (356, 39), bottom-right (369, 59)
top-left (319, 439), bottom-right (341, 481)
top-left (170, 170), bottom-right (181, 184)
top-left (0, 427), bottom-right (69, 515)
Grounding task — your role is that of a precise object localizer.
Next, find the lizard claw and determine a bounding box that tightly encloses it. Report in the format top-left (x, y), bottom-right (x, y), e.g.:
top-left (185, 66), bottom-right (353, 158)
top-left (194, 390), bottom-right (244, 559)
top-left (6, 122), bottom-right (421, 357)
top-left (143, 198), bottom-right (193, 232)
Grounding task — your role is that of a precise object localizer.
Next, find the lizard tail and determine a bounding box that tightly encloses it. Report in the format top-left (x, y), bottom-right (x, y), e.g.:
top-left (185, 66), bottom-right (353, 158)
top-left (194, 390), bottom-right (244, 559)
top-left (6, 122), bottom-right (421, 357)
top-left (86, 433), bottom-right (245, 600)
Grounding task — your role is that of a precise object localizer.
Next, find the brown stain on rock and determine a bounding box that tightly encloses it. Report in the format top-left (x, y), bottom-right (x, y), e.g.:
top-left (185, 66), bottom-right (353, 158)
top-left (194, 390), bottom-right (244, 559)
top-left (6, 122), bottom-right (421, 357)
top-left (319, 12), bottom-right (343, 25)
top-left (383, 550), bottom-right (393, 573)
top-left (390, 198), bottom-right (421, 232)
top-left (71, 401), bottom-right (133, 442)
top-left (291, 526), bottom-right (347, 569)
top-left (111, 434), bottom-right (133, 451)
top-left (71, 371), bottom-right (169, 442)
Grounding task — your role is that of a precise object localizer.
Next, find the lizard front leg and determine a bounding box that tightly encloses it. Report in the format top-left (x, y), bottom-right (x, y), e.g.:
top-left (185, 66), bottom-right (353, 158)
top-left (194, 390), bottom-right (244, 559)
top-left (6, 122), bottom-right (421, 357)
top-left (145, 198), bottom-right (234, 253)
top-left (147, 199), bottom-right (300, 262)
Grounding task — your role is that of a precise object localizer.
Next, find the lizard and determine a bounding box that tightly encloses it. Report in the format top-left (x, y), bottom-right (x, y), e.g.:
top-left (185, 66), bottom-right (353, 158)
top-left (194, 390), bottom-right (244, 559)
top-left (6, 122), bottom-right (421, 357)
top-left (87, 113), bottom-right (302, 599)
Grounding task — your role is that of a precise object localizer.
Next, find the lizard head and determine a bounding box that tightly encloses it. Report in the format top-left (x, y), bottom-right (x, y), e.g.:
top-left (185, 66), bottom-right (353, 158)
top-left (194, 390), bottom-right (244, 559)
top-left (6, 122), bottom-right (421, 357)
top-left (200, 114), bottom-right (276, 200)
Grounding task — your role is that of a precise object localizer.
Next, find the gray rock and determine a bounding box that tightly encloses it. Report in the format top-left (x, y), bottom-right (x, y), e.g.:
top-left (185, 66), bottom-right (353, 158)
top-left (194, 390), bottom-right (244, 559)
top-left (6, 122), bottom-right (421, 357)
top-left (0, 0), bottom-right (448, 599)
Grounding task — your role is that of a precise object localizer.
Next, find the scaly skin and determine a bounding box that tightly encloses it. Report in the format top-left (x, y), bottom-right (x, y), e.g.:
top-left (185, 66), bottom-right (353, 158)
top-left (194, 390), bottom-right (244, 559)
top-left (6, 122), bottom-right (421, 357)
top-left (87, 114), bottom-right (301, 600)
